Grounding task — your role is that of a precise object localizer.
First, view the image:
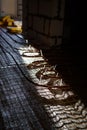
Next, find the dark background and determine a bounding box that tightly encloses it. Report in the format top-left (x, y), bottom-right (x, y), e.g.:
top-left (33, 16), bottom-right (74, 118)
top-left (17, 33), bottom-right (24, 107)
top-left (43, 0), bottom-right (87, 105)
top-left (62, 0), bottom-right (87, 104)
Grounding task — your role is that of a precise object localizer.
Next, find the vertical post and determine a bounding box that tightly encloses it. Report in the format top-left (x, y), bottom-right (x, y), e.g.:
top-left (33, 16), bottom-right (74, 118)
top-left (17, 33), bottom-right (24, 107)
top-left (22, 0), bottom-right (29, 42)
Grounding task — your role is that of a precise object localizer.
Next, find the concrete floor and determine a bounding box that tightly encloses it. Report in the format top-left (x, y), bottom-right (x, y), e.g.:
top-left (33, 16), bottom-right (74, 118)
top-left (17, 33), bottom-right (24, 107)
top-left (0, 27), bottom-right (87, 130)
top-left (42, 44), bottom-right (87, 106)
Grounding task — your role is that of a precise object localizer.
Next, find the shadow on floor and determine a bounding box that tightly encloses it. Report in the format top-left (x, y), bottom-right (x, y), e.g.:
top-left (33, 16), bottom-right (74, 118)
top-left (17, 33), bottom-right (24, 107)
top-left (41, 43), bottom-right (87, 106)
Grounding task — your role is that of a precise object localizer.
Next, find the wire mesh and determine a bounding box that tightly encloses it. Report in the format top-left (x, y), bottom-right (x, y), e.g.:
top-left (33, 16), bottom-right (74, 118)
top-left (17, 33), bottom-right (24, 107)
top-left (0, 27), bottom-right (87, 130)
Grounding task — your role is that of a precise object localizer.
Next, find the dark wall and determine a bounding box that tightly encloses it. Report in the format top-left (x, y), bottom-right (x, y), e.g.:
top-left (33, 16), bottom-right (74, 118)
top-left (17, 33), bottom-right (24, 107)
top-left (69, 0), bottom-right (81, 44)
top-left (22, 0), bottom-right (65, 47)
top-left (63, 0), bottom-right (80, 44)
top-left (63, 0), bottom-right (87, 103)
top-left (63, 0), bottom-right (85, 60)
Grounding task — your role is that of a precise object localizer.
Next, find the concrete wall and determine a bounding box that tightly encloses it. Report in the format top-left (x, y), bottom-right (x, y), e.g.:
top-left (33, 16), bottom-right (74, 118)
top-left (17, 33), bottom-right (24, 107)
top-left (23, 0), bottom-right (65, 47)
top-left (0, 0), bottom-right (22, 18)
top-left (0, 0), bottom-right (17, 16)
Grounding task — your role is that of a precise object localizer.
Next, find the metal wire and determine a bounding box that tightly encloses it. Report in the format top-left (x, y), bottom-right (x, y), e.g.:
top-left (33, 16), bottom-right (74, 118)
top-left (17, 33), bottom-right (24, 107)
top-left (0, 27), bottom-right (87, 130)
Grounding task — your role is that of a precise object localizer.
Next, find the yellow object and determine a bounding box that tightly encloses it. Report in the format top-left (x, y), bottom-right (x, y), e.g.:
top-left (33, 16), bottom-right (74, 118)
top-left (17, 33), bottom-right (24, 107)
top-left (7, 27), bottom-right (22, 33)
top-left (0, 15), bottom-right (22, 31)
top-left (4, 17), bottom-right (14, 26)
top-left (6, 18), bottom-right (14, 23)
top-left (0, 21), bottom-right (3, 26)
top-left (0, 15), bottom-right (15, 26)
top-left (2, 15), bottom-right (11, 22)
top-left (7, 21), bottom-right (13, 26)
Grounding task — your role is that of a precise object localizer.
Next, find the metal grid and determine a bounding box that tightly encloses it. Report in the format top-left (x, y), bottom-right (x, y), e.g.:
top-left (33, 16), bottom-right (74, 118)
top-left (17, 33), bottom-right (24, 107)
top-left (0, 28), bottom-right (53, 129)
top-left (0, 66), bottom-right (53, 130)
top-left (0, 27), bottom-right (87, 130)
